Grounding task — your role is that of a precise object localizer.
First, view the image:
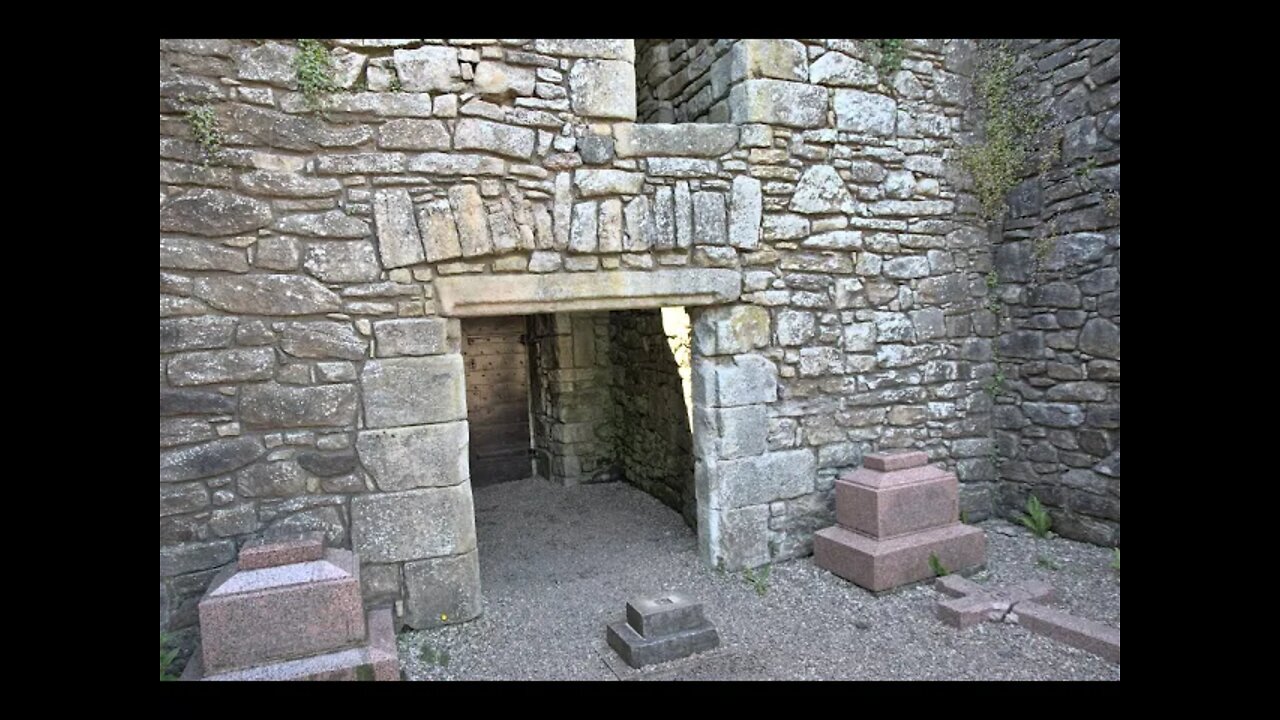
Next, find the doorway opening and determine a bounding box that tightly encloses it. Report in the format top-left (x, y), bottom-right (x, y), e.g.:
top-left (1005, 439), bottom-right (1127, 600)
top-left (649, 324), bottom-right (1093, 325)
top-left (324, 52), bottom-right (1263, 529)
top-left (460, 308), bottom-right (696, 527)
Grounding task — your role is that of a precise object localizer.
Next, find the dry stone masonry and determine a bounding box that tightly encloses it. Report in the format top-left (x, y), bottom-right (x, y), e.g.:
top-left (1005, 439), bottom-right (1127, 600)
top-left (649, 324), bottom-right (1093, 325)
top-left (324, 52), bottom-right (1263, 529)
top-left (989, 39), bottom-right (1121, 546)
top-left (160, 38), bottom-right (1119, 657)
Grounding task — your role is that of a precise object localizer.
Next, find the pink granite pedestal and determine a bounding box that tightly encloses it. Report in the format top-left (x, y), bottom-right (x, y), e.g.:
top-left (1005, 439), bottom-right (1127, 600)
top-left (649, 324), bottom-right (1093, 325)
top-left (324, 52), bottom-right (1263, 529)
top-left (183, 532), bottom-right (400, 681)
top-left (814, 451), bottom-right (985, 592)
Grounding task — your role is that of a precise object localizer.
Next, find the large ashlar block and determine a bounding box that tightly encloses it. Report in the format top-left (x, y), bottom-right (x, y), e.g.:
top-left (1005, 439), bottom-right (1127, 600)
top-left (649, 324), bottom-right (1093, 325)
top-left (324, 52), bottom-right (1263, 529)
top-left (356, 421), bottom-right (469, 491)
top-left (728, 80), bottom-right (828, 128)
top-left (360, 355), bottom-right (466, 428)
top-left (197, 547), bottom-right (365, 674)
top-left (691, 304), bottom-right (770, 356)
top-left (814, 450), bottom-right (986, 592)
top-left (691, 354), bottom-right (778, 408)
top-left (730, 39), bottom-right (809, 82)
top-left (614, 123), bottom-right (739, 158)
top-left (435, 269), bottom-right (740, 316)
top-left (350, 483), bottom-right (477, 563)
top-left (569, 59), bottom-right (636, 120)
top-left (403, 549), bottom-right (482, 629)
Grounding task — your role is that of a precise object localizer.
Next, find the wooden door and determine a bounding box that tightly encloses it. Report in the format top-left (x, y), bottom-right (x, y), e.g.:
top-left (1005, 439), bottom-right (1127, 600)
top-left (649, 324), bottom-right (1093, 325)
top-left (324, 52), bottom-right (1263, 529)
top-left (462, 316), bottom-right (531, 486)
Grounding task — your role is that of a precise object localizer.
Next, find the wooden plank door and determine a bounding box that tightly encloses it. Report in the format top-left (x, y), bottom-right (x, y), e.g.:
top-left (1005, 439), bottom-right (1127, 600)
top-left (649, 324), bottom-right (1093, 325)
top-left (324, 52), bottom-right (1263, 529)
top-left (462, 316), bottom-right (531, 487)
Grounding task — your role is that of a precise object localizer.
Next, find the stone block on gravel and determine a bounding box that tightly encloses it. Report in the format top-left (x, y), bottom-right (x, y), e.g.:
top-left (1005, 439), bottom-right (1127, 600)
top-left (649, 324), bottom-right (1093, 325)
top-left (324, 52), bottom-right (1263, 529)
top-left (1014, 601), bottom-right (1120, 665)
top-left (607, 590), bottom-right (719, 669)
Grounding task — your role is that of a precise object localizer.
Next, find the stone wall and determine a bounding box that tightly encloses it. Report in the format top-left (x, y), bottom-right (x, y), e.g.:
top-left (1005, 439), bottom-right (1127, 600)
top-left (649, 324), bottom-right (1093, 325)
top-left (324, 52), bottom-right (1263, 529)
top-left (636, 39), bottom-right (736, 123)
top-left (528, 312), bottom-right (616, 484)
top-left (991, 39), bottom-right (1120, 545)
top-left (608, 309), bottom-right (696, 525)
top-left (160, 37), bottom-right (1032, 651)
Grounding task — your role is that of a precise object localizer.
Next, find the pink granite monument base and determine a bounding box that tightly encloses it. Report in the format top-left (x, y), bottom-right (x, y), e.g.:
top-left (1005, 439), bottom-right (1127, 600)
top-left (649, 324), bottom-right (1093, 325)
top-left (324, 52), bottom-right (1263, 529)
top-left (814, 451), bottom-right (986, 592)
top-left (184, 533), bottom-right (400, 681)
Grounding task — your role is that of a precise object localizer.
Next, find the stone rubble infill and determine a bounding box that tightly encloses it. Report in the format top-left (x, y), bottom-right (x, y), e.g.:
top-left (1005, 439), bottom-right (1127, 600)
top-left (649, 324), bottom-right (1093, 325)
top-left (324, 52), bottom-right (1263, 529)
top-left (933, 575), bottom-right (1120, 664)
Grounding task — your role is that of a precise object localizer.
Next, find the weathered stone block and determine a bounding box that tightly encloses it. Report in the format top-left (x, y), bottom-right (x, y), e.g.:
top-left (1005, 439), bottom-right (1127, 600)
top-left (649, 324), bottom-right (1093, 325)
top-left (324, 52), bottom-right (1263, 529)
top-left (731, 39), bottom-right (808, 82)
top-left (241, 383), bottom-right (358, 428)
top-left (168, 348), bottom-right (275, 386)
top-left (615, 123), bottom-right (739, 158)
top-left (693, 191), bottom-right (727, 246)
top-left (160, 539), bottom-right (236, 577)
top-left (533, 39), bottom-right (634, 61)
top-left (434, 268), bottom-right (740, 316)
top-left (160, 388), bottom-right (237, 416)
top-left (235, 460), bottom-right (308, 497)
top-left (834, 89), bottom-right (897, 136)
top-left (160, 482), bottom-right (210, 516)
top-left (454, 118), bottom-right (536, 160)
top-left (393, 46), bottom-right (462, 91)
top-left (729, 176), bottom-right (762, 250)
top-left (449, 185), bottom-right (493, 258)
top-left (192, 275), bottom-right (340, 316)
top-left (274, 210), bottom-right (370, 238)
top-left (373, 318), bottom-right (450, 357)
top-left (280, 322), bottom-right (365, 360)
top-left (350, 484), bottom-right (476, 563)
top-left (716, 504), bottom-right (771, 569)
top-left (712, 449), bottom-right (815, 508)
top-left (161, 189), bottom-right (272, 237)
top-left (377, 118), bottom-right (451, 150)
top-left (729, 80), bottom-right (828, 128)
top-left (356, 421), bottom-right (469, 491)
top-left (160, 238), bottom-right (249, 273)
top-left (360, 355), bottom-right (466, 429)
top-left (713, 405), bottom-right (769, 460)
top-left (160, 436), bottom-right (265, 483)
top-left (473, 61), bottom-right (536, 96)
top-left (1015, 601), bottom-right (1120, 664)
top-left (1079, 318), bottom-right (1120, 359)
top-left (836, 465), bottom-right (958, 538)
top-left (303, 240), bottom-right (381, 283)
top-left (790, 165), bottom-right (857, 214)
top-left (691, 304), bottom-right (770, 356)
top-left (692, 354), bottom-right (778, 408)
top-left (809, 51), bottom-right (877, 87)
top-left (574, 169), bottom-right (645, 197)
top-left (569, 59), bottom-right (636, 120)
top-left (403, 549), bottom-right (482, 628)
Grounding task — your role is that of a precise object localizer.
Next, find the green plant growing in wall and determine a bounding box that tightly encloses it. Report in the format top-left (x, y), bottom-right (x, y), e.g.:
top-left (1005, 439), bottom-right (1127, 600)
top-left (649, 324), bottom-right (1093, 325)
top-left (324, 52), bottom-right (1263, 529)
top-left (160, 632), bottom-right (180, 681)
top-left (960, 47), bottom-right (1045, 221)
top-left (874, 39), bottom-right (905, 79)
top-left (180, 97), bottom-right (223, 166)
top-left (928, 553), bottom-right (949, 577)
top-left (1111, 548), bottom-right (1120, 573)
top-left (742, 565), bottom-right (771, 596)
top-left (1018, 494), bottom-right (1053, 538)
top-left (295, 38), bottom-right (337, 112)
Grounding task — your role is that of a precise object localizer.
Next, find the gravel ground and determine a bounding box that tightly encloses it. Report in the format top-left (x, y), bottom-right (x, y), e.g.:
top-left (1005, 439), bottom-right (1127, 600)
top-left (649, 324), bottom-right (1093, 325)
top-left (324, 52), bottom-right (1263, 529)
top-left (398, 478), bottom-right (1120, 681)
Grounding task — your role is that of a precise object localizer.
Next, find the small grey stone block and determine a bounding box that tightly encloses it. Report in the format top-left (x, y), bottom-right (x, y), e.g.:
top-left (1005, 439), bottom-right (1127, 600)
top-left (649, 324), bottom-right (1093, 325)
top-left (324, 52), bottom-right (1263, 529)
top-left (626, 592), bottom-right (706, 638)
top-left (606, 619), bottom-right (720, 669)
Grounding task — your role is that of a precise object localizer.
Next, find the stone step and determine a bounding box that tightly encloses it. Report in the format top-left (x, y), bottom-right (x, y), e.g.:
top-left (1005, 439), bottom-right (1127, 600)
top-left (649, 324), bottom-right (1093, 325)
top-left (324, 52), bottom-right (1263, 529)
top-left (813, 523), bottom-right (986, 593)
top-left (198, 548), bottom-right (366, 675)
top-left (606, 619), bottom-right (720, 669)
top-left (862, 450), bottom-right (928, 472)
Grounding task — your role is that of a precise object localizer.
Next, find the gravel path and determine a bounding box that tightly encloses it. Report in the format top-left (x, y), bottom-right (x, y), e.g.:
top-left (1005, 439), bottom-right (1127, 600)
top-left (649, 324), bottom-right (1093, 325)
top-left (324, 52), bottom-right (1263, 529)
top-left (398, 478), bottom-right (1120, 681)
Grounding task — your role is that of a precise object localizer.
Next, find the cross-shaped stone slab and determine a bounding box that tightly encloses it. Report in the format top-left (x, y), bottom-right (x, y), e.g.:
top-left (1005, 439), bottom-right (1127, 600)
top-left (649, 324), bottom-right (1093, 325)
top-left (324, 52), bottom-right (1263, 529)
top-left (933, 575), bottom-right (1120, 664)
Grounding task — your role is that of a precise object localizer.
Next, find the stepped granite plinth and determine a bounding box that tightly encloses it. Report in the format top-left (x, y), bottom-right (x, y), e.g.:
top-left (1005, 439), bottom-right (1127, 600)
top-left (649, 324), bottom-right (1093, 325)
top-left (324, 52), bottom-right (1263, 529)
top-left (814, 451), bottom-right (985, 592)
top-left (606, 592), bottom-right (719, 668)
top-left (183, 532), bottom-right (400, 681)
